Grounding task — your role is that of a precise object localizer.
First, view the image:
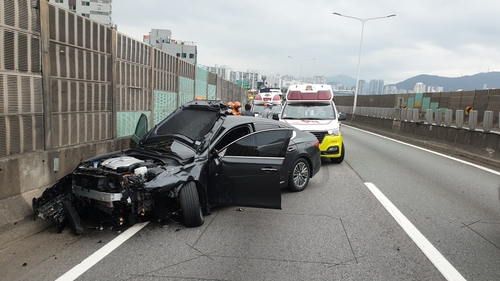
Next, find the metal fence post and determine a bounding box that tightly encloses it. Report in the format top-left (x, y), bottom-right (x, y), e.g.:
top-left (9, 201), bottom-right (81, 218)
top-left (435, 109), bottom-right (442, 125)
top-left (444, 109), bottom-right (453, 127)
top-left (468, 110), bottom-right (478, 130)
top-left (394, 108), bottom-right (400, 120)
top-left (426, 109), bottom-right (433, 123)
top-left (412, 108), bottom-right (419, 122)
top-left (456, 110), bottom-right (464, 128)
top-left (40, 0), bottom-right (53, 150)
top-left (483, 111), bottom-right (493, 132)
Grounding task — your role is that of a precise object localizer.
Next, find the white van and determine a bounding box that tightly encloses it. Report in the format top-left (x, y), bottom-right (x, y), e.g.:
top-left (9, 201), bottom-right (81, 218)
top-left (253, 88), bottom-right (283, 119)
top-left (280, 84), bottom-right (347, 163)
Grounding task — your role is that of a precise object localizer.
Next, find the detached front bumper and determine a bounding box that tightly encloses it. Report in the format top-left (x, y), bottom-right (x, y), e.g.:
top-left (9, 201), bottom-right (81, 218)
top-left (319, 135), bottom-right (343, 158)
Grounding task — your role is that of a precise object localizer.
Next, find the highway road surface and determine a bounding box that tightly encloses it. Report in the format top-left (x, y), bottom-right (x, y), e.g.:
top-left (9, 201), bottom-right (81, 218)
top-left (1, 125), bottom-right (498, 280)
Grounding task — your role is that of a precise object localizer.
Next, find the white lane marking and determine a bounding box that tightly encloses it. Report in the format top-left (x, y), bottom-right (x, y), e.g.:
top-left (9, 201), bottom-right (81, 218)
top-left (55, 221), bottom-right (149, 281)
top-left (365, 182), bottom-right (466, 281)
top-left (345, 125), bottom-right (500, 176)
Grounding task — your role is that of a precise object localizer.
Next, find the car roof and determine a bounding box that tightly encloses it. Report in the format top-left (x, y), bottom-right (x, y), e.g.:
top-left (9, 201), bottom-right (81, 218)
top-left (223, 115), bottom-right (293, 129)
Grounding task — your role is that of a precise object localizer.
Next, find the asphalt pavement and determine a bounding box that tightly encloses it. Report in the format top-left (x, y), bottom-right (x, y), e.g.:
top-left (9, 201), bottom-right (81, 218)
top-left (0, 159), bottom-right (447, 281)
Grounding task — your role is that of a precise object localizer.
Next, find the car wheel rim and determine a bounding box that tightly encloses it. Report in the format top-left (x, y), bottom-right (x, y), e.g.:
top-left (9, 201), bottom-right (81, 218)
top-left (293, 162), bottom-right (308, 188)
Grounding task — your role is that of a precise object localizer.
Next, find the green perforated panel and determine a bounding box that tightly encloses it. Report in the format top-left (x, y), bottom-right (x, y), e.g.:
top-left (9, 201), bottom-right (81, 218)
top-left (180, 77), bottom-right (194, 94)
top-left (196, 80), bottom-right (208, 98)
top-left (407, 98), bottom-right (415, 108)
top-left (208, 84), bottom-right (217, 100)
top-left (117, 111), bottom-right (151, 138)
top-left (196, 66), bottom-right (208, 99)
top-left (422, 97), bottom-right (431, 112)
top-left (179, 77), bottom-right (195, 105)
top-left (154, 90), bottom-right (177, 124)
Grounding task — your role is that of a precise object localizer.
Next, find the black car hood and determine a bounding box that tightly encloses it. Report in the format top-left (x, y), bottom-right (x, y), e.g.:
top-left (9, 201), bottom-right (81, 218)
top-left (140, 100), bottom-right (227, 151)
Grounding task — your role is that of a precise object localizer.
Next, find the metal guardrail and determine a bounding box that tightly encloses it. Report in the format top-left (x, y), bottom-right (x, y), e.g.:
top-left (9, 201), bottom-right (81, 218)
top-left (337, 106), bottom-right (500, 133)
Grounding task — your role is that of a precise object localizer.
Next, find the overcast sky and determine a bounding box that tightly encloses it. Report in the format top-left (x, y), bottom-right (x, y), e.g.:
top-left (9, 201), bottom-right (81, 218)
top-left (112, 0), bottom-right (500, 84)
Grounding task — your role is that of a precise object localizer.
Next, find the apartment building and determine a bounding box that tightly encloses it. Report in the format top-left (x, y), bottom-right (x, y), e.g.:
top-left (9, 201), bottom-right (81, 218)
top-left (48, 0), bottom-right (113, 26)
top-left (145, 29), bottom-right (197, 65)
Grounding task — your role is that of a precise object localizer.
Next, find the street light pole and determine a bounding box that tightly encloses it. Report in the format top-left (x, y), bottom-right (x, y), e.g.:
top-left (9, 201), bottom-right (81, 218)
top-left (332, 12), bottom-right (395, 116)
top-left (288, 56), bottom-right (316, 83)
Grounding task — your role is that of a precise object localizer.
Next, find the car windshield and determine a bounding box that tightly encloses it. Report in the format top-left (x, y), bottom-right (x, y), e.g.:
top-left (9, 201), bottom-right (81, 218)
top-left (271, 104), bottom-right (282, 113)
top-left (281, 102), bottom-right (336, 120)
top-left (157, 107), bottom-right (219, 142)
top-left (140, 139), bottom-right (196, 160)
top-left (253, 104), bottom-right (281, 114)
top-left (253, 104), bottom-right (264, 114)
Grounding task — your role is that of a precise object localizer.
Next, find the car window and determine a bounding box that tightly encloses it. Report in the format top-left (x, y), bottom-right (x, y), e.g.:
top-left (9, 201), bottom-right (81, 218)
top-left (131, 114), bottom-right (148, 146)
top-left (214, 125), bottom-right (251, 151)
top-left (134, 114), bottom-right (148, 137)
top-left (254, 123), bottom-right (297, 140)
top-left (222, 129), bottom-right (291, 158)
top-left (254, 122), bottom-right (280, 131)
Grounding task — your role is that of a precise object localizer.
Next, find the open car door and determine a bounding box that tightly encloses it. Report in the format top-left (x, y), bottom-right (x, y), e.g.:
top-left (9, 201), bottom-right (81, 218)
top-left (130, 114), bottom-right (148, 148)
top-left (208, 128), bottom-right (293, 209)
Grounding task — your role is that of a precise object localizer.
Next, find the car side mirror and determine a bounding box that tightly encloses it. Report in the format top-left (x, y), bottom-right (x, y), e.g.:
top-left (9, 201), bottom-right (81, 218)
top-left (338, 113), bottom-right (347, 121)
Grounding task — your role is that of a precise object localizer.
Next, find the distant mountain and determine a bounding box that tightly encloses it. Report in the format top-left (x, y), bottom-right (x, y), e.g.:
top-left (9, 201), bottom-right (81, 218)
top-left (326, 72), bottom-right (500, 91)
top-left (393, 72), bottom-right (500, 91)
top-left (326, 75), bottom-right (356, 88)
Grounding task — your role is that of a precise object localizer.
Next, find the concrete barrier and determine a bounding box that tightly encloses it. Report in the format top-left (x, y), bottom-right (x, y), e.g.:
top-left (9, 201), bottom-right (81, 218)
top-left (0, 137), bottom-right (131, 249)
top-left (342, 114), bottom-right (500, 168)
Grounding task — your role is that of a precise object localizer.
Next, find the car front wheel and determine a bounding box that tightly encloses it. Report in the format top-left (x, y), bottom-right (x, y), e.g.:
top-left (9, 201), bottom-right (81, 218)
top-left (179, 181), bottom-right (205, 227)
top-left (288, 158), bottom-right (310, 192)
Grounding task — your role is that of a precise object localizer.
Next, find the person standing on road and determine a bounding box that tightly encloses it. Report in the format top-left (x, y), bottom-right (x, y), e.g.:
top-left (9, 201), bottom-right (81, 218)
top-left (242, 103), bottom-right (255, 116)
top-left (259, 102), bottom-right (273, 119)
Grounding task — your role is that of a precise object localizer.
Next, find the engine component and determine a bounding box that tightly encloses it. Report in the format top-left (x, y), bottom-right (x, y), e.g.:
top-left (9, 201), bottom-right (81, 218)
top-left (102, 156), bottom-right (144, 170)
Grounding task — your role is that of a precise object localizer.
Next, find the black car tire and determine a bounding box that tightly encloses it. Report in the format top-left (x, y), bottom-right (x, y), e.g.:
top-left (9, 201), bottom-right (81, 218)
top-left (288, 158), bottom-right (310, 192)
top-left (179, 181), bottom-right (205, 227)
top-left (330, 143), bottom-right (345, 163)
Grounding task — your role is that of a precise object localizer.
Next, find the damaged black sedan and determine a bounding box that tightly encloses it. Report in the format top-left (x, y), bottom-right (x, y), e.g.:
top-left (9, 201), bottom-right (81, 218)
top-left (33, 100), bottom-right (321, 234)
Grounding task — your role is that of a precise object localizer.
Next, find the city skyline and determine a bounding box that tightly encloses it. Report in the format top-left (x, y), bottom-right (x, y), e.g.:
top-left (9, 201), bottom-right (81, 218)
top-left (46, 0), bottom-right (496, 93)
top-left (112, 1), bottom-right (500, 85)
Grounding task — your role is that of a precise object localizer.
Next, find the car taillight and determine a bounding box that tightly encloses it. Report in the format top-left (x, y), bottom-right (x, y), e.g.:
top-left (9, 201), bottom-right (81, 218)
top-left (314, 140), bottom-right (319, 147)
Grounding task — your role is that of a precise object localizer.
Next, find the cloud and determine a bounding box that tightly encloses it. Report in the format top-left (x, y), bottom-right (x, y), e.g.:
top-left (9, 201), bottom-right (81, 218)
top-left (113, 0), bottom-right (500, 84)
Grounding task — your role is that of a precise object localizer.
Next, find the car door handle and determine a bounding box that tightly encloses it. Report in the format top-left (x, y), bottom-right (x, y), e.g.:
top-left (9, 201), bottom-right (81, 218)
top-left (287, 147), bottom-right (296, 152)
top-left (261, 167), bottom-right (278, 172)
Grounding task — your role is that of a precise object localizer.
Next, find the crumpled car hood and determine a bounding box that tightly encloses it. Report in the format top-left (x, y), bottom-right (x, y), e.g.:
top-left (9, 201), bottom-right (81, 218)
top-left (141, 100), bottom-right (227, 152)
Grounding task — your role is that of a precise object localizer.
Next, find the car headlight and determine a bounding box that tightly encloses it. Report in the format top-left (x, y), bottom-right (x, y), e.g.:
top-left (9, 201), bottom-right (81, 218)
top-left (327, 128), bottom-right (341, 136)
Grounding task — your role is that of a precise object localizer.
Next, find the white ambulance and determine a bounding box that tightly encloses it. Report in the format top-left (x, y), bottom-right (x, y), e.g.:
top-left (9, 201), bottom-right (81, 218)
top-left (280, 84), bottom-right (347, 163)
